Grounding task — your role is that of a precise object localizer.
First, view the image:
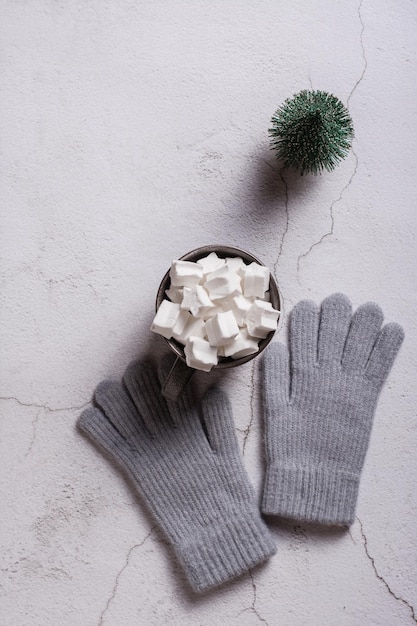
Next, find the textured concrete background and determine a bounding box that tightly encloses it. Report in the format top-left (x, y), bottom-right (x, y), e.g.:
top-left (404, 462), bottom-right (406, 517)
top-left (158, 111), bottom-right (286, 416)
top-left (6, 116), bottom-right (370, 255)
top-left (1, 1), bottom-right (416, 624)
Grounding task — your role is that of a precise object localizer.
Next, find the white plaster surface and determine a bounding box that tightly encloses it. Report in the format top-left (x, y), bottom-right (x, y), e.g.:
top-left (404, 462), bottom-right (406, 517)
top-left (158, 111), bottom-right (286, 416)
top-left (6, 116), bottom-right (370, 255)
top-left (1, 1), bottom-right (416, 624)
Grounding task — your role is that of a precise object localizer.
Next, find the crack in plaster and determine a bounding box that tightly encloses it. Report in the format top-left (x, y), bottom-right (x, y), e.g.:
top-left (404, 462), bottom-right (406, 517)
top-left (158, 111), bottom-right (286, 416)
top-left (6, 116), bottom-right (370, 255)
top-left (98, 527), bottom-right (155, 626)
top-left (273, 168), bottom-right (289, 280)
top-left (24, 409), bottom-right (43, 458)
top-left (0, 396), bottom-right (89, 456)
top-left (357, 517), bottom-right (416, 623)
top-left (0, 395), bottom-right (89, 414)
top-left (273, 168), bottom-right (289, 323)
top-left (296, 154), bottom-right (359, 272)
top-left (347, 0), bottom-right (367, 108)
top-left (242, 362), bottom-right (256, 455)
top-left (297, 0), bottom-right (366, 273)
top-left (237, 569), bottom-right (269, 625)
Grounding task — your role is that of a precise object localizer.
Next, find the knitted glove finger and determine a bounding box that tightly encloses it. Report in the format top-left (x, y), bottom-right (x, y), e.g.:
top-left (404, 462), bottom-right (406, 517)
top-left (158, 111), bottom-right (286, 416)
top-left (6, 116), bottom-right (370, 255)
top-left (157, 354), bottom-right (200, 429)
top-left (124, 358), bottom-right (206, 456)
top-left (317, 293), bottom-right (352, 364)
top-left (263, 342), bottom-right (290, 406)
top-left (124, 359), bottom-right (172, 434)
top-left (94, 380), bottom-right (149, 450)
top-left (290, 299), bottom-right (320, 370)
top-left (262, 343), bottom-right (290, 462)
top-left (200, 387), bottom-right (240, 456)
top-left (365, 322), bottom-right (405, 386)
top-left (79, 405), bottom-right (138, 467)
top-left (342, 302), bottom-right (384, 370)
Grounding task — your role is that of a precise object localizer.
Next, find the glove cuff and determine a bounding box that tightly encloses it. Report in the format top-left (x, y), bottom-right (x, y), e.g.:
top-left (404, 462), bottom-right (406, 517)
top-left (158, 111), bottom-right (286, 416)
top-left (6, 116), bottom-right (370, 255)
top-left (174, 510), bottom-right (276, 592)
top-left (262, 465), bottom-right (360, 526)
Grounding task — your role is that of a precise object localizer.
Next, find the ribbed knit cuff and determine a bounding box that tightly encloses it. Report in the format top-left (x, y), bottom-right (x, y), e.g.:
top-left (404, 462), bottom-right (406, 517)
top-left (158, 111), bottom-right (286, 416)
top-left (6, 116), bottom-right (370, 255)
top-left (174, 510), bottom-right (276, 592)
top-left (262, 465), bottom-right (360, 526)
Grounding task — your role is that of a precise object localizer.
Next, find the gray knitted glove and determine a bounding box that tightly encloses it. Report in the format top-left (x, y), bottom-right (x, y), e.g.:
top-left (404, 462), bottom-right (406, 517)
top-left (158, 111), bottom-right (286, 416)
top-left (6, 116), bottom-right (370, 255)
top-left (261, 293), bottom-right (404, 526)
top-left (79, 358), bottom-right (276, 593)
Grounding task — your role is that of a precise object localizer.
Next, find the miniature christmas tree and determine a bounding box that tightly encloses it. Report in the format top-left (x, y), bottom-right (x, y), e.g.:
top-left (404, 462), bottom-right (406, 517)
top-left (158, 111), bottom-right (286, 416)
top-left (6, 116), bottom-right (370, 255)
top-left (269, 90), bottom-right (354, 175)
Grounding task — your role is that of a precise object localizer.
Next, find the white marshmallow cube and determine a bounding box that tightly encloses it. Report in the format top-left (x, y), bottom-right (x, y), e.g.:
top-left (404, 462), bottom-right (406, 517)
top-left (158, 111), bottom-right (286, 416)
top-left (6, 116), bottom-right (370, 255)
top-left (170, 260), bottom-right (203, 287)
top-left (225, 256), bottom-right (246, 276)
top-left (229, 294), bottom-right (254, 326)
top-left (181, 285), bottom-right (215, 317)
top-left (245, 300), bottom-right (280, 338)
top-left (205, 310), bottom-right (240, 347)
top-left (243, 262), bottom-right (270, 299)
top-left (205, 265), bottom-right (242, 300)
top-left (165, 286), bottom-right (183, 304)
top-left (184, 337), bottom-right (218, 372)
top-left (203, 305), bottom-right (226, 319)
top-left (222, 329), bottom-right (260, 359)
top-left (174, 315), bottom-right (206, 345)
top-left (172, 309), bottom-right (191, 339)
top-left (150, 300), bottom-right (181, 339)
top-left (197, 252), bottom-right (225, 275)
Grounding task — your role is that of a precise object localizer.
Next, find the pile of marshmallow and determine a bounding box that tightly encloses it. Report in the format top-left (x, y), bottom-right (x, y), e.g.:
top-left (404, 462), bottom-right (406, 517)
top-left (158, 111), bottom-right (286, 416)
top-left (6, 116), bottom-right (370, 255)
top-left (151, 252), bottom-right (280, 371)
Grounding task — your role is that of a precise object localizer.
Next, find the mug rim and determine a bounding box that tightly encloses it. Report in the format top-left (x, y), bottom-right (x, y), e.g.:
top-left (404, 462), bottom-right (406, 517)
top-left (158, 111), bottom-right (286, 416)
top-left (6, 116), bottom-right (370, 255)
top-left (156, 244), bottom-right (281, 369)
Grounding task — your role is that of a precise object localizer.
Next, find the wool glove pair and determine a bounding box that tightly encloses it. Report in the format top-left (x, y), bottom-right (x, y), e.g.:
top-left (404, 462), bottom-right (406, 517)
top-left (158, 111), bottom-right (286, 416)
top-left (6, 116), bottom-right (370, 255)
top-left (79, 293), bottom-right (403, 592)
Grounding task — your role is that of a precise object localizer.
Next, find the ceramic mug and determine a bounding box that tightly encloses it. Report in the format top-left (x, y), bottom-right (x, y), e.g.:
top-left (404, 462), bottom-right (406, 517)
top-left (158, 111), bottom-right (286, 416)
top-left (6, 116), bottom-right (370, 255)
top-left (155, 245), bottom-right (281, 400)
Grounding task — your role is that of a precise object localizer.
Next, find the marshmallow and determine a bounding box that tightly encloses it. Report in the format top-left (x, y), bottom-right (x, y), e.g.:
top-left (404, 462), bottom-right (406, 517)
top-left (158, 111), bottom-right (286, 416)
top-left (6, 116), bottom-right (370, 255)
top-left (172, 309), bottom-right (192, 339)
top-left (222, 329), bottom-right (260, 359)
top-left (174, 315), bottom-right (206, 345)
top-left (206, 311), bottom-right (240, 347)
top-left (181, 285), bottom-right (215, 318)
top-left (197, 252), bottom-right (225, 275)
top-left (170, 260), bottom-right (203, 287)
top-left (245, 300), bottom-right (280, 338)
top-left (150, 300), bottom-right (181, 339)
top-left (243, 262), bottom-right (270, 299)
top-left (229, 294), bottom-right (253, 326)
top-left (205, 265), bottom-right (242, 300)
top-left (165, 286), bottom-right (183, 304)
top-left (203, 305), bottom-right (226, 319)
top-left (225, 256), bottom-right (246, 277)
top-left (184, 336), bottom-right (218, 372)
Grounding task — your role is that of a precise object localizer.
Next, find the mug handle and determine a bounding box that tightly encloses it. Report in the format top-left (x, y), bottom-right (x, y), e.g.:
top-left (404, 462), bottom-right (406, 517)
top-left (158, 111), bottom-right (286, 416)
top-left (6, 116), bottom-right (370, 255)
top-left (161, 356), bottom-right (195, 401)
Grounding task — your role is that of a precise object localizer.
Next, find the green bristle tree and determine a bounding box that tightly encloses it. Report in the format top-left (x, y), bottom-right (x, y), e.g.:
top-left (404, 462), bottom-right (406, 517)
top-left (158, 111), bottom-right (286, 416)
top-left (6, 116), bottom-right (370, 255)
top-left (269, 90), bottom-right (354, 175)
